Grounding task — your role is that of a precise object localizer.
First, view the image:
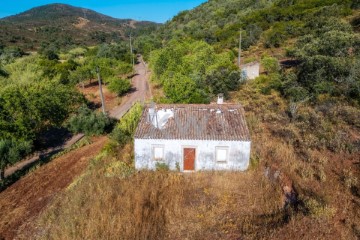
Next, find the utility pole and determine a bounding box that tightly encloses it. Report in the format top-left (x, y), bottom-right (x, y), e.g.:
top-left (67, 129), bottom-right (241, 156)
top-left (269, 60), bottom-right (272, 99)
top-left (238, 29), bottom-right (242, 69)
top-left (96, 66), bottom-right (106, 115)
top-left (130, 34), bottom-right (135, 67)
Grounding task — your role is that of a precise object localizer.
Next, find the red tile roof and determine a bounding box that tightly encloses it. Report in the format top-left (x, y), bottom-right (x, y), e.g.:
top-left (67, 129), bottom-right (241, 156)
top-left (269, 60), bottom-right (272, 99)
top-left (135, 104), bottom-right (251, 141)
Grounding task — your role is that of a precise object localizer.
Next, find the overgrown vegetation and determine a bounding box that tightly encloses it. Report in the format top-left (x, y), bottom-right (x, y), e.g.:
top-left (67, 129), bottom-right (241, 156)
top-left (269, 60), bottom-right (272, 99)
top-left (67, 105), bottom-right (112, 136)
top-left (107, 77), bottom-right (131, 96)
top-left (0, 139), bottom-right (31, 180)
top-left (0, 40), bottom-right (134, 177)
top-left (150, 40), bottom-right (243, 103)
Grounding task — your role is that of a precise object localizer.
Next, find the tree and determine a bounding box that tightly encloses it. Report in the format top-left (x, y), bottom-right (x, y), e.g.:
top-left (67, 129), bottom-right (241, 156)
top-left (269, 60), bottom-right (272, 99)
top-left (107, 77), bottom-right (131, 96)
top-left (0, 139), bottom-right (31, 180)
top-left (149, 40), bottom-right (236, 103)
top-left (67, 105), bottom-right (112, 136)
top-left (0, 82), bottom-right (83, 141)
top-left (261, 55), bottom-right (280, 74)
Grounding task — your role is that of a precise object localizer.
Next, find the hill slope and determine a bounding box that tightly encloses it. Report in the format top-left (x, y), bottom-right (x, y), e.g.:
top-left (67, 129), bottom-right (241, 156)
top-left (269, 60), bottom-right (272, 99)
top-left (0, 4), bottom-right (160, 49)
top-left (159, 0), bottom-right (359, 51)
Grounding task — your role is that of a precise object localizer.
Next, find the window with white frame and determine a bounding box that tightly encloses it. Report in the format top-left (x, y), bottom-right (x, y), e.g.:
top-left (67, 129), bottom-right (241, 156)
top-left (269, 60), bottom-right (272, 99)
top-left (153, 145), bottom-right (164, 161)
top-left (216, 147), bottom-right (229, 162)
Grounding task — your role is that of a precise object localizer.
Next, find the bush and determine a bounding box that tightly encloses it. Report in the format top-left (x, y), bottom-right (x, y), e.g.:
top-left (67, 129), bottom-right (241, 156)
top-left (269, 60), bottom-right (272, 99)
top-left (0, 139), bottom-right (32, 180)
top-left (110, 103), bottom-right (143, 144)
top-left (107, 77), bottom-right (131, 96)
top-left (67, 105), bottom-right (112, 136)
top-left (155, 162), bottom-right (170, 171)
top-left (261, 55), bottom-right (280, 74)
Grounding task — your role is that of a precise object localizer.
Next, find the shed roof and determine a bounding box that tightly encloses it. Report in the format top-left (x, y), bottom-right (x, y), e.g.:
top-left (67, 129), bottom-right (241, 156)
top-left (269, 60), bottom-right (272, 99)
top-left (134, 104), bottom-right (251, 141)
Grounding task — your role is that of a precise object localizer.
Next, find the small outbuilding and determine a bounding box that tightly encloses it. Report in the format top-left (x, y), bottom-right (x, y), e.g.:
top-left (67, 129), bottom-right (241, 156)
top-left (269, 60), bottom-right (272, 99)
top-left (134, 100), bottom-right (251, 172)
top-left (241, 61), bottom-right (260, 80)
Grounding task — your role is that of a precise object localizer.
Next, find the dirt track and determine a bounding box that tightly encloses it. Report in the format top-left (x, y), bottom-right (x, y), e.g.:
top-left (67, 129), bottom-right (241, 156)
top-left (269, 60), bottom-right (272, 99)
top-left (109, 57), bottom-right (151, 119)
top-left (0, 137), bottom-right (107, 239)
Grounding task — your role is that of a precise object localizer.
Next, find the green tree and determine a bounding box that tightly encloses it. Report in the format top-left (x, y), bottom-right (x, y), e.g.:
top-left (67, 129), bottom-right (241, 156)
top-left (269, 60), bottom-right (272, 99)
top-left (150, 40), bottom-right (236, 103)
top-left (0, 139), bottom-right (31, 180)
top-left (67, 105), bottom-right (112, 136)
top-left (107, 77), bottom-right (131, 96)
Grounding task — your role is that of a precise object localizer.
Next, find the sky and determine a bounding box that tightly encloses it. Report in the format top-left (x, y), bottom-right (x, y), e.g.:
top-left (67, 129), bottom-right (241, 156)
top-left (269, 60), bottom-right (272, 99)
top-left (0, 0), bottom-right (207, 23)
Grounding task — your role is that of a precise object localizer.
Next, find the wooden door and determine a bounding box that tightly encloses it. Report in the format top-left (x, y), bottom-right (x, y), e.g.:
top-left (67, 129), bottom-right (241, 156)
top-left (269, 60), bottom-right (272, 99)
top-left (183, 148), bottom-right (195, 171)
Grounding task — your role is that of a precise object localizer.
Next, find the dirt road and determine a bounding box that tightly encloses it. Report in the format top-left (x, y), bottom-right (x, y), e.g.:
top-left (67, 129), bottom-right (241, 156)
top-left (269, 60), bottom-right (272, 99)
top-left (110, 57), bottom-right (151, 119)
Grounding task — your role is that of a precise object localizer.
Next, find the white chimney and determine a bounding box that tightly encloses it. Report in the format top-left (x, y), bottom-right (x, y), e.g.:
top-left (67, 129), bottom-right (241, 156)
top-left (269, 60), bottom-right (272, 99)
top-left (217, 94), bottom-right (224, 104)
top-left (148, 102), bottom-right (157, 127)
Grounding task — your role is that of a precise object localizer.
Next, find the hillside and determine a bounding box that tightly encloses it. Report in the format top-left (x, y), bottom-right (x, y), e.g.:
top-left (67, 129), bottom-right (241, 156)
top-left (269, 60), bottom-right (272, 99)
top-left (0, 1), bottom-right (360, 239)
top-left (159, 0), bottom-right (359, 51)
top-left (0, 4), bottom-right (160, 50)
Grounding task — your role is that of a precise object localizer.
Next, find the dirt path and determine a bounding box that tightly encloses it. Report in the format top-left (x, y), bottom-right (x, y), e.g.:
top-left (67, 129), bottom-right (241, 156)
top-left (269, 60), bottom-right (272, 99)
top-left (4, 134), bottom-right (84, 178)
top-left (0, 136), bottom-right (107, 240)
top-left (109, 57), bottom-right (151, 119)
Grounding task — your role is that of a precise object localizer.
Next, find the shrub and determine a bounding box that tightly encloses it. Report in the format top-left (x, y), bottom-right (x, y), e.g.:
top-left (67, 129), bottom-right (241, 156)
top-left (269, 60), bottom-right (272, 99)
top-left (0, 139), bottom-right (32, 180)
top-left (261, 55), bottom-right (280, 74)
top-left (107, 77), bottom-right (131, 96)
top-left (67, 105), bottom-right (112, 136)
top-left (155, 162), bottom-right (170, 171)
top-left (110, 103), bottom-right (143, 144)
top-left (303, 197), bottom-right (336, 218)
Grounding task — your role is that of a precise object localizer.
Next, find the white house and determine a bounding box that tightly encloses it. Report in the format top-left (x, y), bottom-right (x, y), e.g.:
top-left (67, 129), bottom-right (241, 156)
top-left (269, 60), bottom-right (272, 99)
top-left (134, 100), bottom-right (251, 172)
top-left (241, 61), bottom-right (260, 80)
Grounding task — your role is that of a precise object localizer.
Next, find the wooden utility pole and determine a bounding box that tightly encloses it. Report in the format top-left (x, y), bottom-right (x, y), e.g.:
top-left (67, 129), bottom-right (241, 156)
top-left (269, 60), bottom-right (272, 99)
top-left (130, 34), bottom-right (135, 67)
top-left (238, 29), bottom-right (242, 69)
top-left (96, 66), bottom-right (106, 115)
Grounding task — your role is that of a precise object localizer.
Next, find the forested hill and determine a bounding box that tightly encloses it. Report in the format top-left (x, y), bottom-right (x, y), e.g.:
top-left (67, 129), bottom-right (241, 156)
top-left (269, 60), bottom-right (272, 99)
top-left (0, 4), bottom-right (160, 50)
top-left (158, 0), bottom-right (359, 51)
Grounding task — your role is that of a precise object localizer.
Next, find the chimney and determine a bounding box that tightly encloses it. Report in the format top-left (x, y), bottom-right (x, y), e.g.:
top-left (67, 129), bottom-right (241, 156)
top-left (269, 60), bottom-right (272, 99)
top-left (217, 94), bottom-right (224, 104)
top-left (148, 102), bottom-right (157, 127)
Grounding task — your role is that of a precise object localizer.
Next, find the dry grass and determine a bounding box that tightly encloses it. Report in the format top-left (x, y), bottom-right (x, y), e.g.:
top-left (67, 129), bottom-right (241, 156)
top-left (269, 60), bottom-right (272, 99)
top-left (235, 81), bottom-right (360, 239)
top-left (29, 81), bottom-right (360, 240)
top-left (33, 142), bottom-right (286, 240)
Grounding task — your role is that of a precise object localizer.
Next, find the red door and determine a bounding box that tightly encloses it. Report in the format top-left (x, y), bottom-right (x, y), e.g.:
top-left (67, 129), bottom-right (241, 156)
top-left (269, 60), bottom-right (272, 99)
top-left (183, 148), bottom-right (195, 171)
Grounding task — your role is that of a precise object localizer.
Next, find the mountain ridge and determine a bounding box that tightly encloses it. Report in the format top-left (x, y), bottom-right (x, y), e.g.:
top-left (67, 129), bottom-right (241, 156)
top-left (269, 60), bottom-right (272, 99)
top-left (0, 3), bottom-right (160, 50)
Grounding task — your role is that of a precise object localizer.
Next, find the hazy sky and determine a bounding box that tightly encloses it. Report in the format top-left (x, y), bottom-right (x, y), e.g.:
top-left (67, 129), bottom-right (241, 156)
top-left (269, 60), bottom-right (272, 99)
top-left (0, 0), bottom-right (207, 23)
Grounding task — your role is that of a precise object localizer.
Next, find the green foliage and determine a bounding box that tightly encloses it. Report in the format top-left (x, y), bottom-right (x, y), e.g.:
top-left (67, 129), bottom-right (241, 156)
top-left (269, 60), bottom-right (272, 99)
top-left (150, 40), bottom-right (239, 103)
top-left (286, 19), bottom-right (360, 102)
top-left (97, 43), bottom-right (133, 63)
top-left (110, 103), bottom-right (143, 144)
top-left (0, 46), bottom-right (25, 64)
top-left (155, 162), bottom-right (170, 171)
top-left (261, 55), bottom-right (280, 74)
top-left (107, 77), bottom-right (131, 96)
top-left (134, 35), bottom-right (163, 61)
top-left (0, 82), bottom-right (83, 140)
top-left (40, 44), bottom-right (60, 60)
top-left (67, 105), bottom-right (112, 136)
top-left (0, 139), bottom-right (32, 179)
top-left (158, 0), bottom-right (352, 52)
top-left (69, 57), bottom-right (132, 86)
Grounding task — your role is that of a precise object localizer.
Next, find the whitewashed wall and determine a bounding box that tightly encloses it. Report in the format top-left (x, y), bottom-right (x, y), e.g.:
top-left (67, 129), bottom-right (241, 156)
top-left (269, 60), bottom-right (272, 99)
top-left (134, 139), bottom-right (251, 171)
top-left (242, 63), bottom-right (260, 80)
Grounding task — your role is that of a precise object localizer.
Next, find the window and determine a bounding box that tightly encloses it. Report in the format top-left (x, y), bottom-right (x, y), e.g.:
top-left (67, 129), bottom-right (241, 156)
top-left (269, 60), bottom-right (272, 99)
top-left (153, 145), bottom-right (164, 161)
top-left (216, 147), bottom-right (229, 162)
